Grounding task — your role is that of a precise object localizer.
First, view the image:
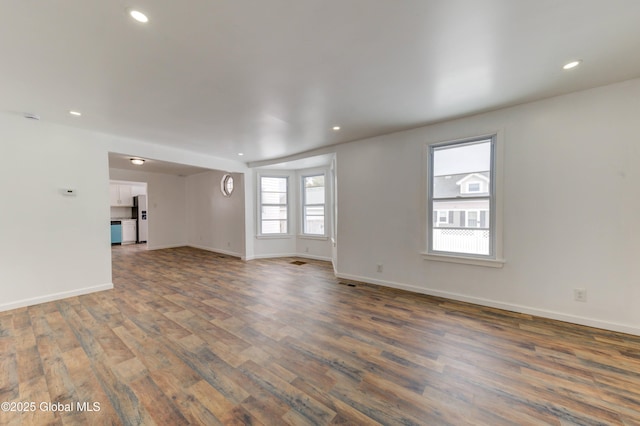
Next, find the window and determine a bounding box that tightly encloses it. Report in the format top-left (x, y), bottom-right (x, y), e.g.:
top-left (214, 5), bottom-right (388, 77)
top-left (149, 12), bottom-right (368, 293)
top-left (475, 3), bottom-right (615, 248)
top-left (221, 174), bottom-right (234, 197)
top-left (260, 176), bottom-right (288, 234)
top-left (436, 210), bottom-right (448, 225)
top-left (427, 135), bottom-right (498, 261)
top-left (302, 174), bottom-right (325, 235)
top-left (467, 182), bottom-right (481, 193)
top-left (467, 210), bottom-right (479, 227)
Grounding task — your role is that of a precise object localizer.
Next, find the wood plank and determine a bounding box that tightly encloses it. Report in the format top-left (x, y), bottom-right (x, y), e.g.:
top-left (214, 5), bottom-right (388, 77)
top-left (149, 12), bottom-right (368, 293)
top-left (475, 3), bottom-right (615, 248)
top-left (0, 244), bottom-right (638, 425)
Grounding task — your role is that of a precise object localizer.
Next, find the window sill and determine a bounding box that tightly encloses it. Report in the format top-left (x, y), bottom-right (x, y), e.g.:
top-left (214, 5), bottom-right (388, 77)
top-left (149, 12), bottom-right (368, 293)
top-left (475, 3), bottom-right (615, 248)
top-left (421, 252), bottom-right (505, 268)
top-left (256, 235), bottom-right (293, 240)
top-left (297, 235), bottom-right (328, 241)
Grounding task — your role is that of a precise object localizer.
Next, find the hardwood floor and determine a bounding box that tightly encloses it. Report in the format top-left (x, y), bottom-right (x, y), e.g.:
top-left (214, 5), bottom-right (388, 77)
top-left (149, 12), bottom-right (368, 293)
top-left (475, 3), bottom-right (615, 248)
top-left (1, 245), bottom-right (640, 425)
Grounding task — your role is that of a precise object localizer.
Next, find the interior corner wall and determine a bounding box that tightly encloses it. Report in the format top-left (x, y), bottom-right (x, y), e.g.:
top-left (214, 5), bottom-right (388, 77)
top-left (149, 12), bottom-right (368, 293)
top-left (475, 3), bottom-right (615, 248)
top-left (108, 168), bottom-right (188, 250)
top-left (0, 113), bottom-right (113, 311)
top-left (334, 78), bottom-right (640, 335)
top-left (185, 170), bottom-right (246, 258)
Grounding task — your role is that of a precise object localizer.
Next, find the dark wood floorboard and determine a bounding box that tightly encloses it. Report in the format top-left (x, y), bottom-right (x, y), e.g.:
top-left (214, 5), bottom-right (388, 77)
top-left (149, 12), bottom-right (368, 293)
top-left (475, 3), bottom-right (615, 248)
top-left (1, 244), bottom-right (640, 425)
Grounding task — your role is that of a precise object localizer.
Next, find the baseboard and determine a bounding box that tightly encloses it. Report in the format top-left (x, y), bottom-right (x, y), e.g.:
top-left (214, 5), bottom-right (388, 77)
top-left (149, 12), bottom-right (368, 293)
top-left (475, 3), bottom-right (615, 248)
top-left (335, 272), bottom-right (640, 336)
top-left (246, 252), bottom-right (332, 262)
top-left (147, 243), bottom-right (187, 250)
top-left (297, 253), bottom-right (332, 262)
top-left (188, 245), bottom-right (243, 259)
top-left (0, 283), bottom-right (114, 313)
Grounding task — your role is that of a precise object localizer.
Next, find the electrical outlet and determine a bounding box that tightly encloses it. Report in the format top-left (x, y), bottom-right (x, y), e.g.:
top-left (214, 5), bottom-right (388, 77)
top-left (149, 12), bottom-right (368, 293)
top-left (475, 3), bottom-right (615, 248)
top-left (305, 247), bottom-right (309, 253)
top-left (377, 264), bottom-right (383, 273)
top-left (227, 241), bottom-right (231, 247)
top-left (574, 288), bottom-right (587, 302)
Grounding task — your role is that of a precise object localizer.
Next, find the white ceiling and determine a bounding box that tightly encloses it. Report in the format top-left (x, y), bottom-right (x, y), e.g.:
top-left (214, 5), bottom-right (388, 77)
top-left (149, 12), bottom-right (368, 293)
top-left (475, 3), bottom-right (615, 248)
top-left (3, 1), bottom-right (640, 164)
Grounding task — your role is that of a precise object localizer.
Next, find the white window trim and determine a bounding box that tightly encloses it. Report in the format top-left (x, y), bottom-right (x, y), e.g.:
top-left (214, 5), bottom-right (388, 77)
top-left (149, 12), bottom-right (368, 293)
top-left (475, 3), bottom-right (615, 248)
top-left (257, 173), bottom-right (291, 237)
top-left (300, 171), bottom-right (327, 237)
top-left (421, 132), bottom-right (505, 268)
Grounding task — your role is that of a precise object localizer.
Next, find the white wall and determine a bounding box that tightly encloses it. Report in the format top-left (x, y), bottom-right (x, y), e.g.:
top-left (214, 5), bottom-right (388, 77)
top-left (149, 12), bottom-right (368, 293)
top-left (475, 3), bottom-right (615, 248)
top-left (334, 78), bottom-right (640, 335)
top-left (186, 170), bottom-right (246, 258)
top-left (0, 114), bottom-right (112, 310)
top-left (0, 111), bottom-right (246, 311)
top-left (109, 168), bottom-right (188, 250)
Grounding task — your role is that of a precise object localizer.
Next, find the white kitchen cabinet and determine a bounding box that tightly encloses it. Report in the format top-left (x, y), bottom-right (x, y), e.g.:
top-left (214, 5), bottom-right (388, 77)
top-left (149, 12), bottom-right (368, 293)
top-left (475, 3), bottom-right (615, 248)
top-left (110, 183), bottom-right (134, 206)
top-left (121, 220), bottom-right (137, 244)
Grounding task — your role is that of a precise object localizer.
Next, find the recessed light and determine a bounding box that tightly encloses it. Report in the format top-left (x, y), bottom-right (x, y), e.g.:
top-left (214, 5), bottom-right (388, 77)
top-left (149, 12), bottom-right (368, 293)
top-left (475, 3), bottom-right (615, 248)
top-left (238, 153), bottom-right (244, 156)
top-left (69, 110), bottom-right (82, 116)
top-left (332, 126), bottom-right (341, 131)
top-left (129, 9), bottom-right (149, 23)
top-left (130, 158), bottom-right (145, 165)
top-left (563, 60), bottom-right (582, 70)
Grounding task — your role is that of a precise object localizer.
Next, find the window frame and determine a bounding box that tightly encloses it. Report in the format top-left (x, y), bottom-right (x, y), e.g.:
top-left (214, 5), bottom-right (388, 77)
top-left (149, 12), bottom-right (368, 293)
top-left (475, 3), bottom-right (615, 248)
top-left (301, 172), bottom-right (327, 237)
top-left (221, 174), bottom-right (234, 197)
top-left (422, 133), bottom-right (504, 268)
top-left (258, 175), bottom-right (290, 237)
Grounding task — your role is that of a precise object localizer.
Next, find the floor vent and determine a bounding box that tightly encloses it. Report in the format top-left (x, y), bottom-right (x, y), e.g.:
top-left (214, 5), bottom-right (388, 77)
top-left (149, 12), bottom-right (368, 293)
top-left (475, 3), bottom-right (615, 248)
top-left (338, 281), bottom-right (357, 287)
top-left (290, 261), bottom-right (307, 265)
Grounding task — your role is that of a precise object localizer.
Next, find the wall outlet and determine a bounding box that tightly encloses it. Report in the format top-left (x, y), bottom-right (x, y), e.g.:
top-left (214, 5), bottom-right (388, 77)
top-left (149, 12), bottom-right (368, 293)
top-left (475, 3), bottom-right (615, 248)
top-left (574, 288), bottom-right (587, 302)
top-left (377, 264), bottom-right (383, 273)
top-left (305, 247), bottom-right (309, 253)
top-left (227, 241), bottom-right (231, 247)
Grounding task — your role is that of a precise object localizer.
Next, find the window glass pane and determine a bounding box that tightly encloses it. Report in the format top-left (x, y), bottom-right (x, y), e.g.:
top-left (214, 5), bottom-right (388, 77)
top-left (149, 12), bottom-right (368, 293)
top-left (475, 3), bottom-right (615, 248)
top-left (305, 186), bottom-right (325, 204)
top-left (432, 199), bottom-right (490, 255)
top-left (260, 176), bottom-right (288, 234)
top-left (304, 175), bottom-right (325, 188)
top-left (433, 141), bottom-right (491, 199)
top-left (303, 175), bottom-right (325, 235)
top-left (261, 192), bottom-right (287, 204)
top-left (262, 220), bottom-right (287, 234)
top-left (304, 217), bottom-right (325, 235)
top-left (262, 206), bottom-right (287, 220)
top-left (261, 177), bottom-right (287, 192)
top-left (305, 206), bottom-right (324, 217)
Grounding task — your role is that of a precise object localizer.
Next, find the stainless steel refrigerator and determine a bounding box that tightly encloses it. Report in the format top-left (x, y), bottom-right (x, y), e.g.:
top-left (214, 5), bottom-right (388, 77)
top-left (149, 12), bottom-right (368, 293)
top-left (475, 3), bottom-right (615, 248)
top-left (133, 195), bottom-right (148, 243)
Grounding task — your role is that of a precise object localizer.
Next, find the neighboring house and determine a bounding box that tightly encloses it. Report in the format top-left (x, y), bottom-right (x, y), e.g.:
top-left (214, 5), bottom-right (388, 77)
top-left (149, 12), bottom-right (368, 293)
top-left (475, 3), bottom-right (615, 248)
top-left (433, 171), bottom-right (490, 229)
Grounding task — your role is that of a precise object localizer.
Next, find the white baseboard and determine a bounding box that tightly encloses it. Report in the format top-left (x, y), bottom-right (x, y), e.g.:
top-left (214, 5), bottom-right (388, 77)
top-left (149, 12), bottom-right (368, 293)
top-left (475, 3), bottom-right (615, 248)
top-left (188, 245), bottom-right (242, 259)
top-left (147, 243), bottom-right (187, 250)
top-left (297, 253), bottom-right (332, 262)
top-left (246, 252), bottom-right (332, 262)
top-left (0, 283), bottom-right (114, 313)
top-left (335, 272), bottom-right (640, 336)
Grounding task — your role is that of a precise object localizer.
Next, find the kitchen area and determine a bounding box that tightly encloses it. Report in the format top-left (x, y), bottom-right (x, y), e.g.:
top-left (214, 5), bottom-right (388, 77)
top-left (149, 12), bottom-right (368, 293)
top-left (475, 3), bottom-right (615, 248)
top-left (110, 180), bottom-right (148, 245)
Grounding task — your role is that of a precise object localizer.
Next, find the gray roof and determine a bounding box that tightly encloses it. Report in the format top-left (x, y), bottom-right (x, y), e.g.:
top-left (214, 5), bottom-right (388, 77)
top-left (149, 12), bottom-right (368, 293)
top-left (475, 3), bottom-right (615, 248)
top-left (433, 172), bottom-right (490, 198)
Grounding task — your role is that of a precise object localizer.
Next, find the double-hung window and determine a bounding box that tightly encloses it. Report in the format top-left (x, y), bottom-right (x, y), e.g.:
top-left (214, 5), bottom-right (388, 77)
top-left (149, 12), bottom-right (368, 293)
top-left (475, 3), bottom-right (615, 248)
top-left (260, 176), bottom-right (288, 234)
top-left (302, 174), bottom-right (325, 236)
top-left (426, 135), bottom-right (502, 266)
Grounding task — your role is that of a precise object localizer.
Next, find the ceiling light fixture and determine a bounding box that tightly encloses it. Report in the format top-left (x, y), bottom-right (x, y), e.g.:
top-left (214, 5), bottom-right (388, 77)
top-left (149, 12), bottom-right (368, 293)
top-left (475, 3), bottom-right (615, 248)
top-left (69, 110), bottom-right (82, 116)
top-left (129, 9), bottom-right (149, 23)
top-left (563, 60), bottom-right (582, 70)
top-left (238, 153), bottom-right (244, 156)
top-left (332, 126), bottom-right (341, 131)
top-left (130, 158), bottom-right (145, 165)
